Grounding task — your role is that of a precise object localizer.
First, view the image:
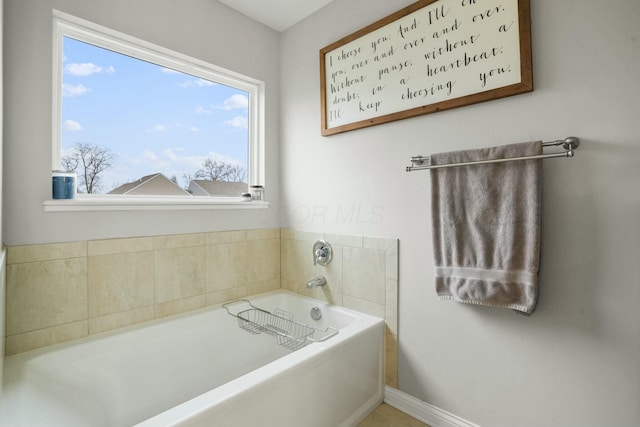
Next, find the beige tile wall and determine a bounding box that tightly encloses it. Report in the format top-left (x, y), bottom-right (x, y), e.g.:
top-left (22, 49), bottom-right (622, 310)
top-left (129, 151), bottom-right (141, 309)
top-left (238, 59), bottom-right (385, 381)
top-left (280, 229), bottom-right (399, 387)
top-left (5, 227), bottom-right (398, 386)
top-left (5, 229), bottom-right (281, 355)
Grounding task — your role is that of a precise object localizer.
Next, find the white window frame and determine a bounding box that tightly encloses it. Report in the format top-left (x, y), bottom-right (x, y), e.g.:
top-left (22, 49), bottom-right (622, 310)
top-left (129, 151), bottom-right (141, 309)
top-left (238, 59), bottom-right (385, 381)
top-left (46, 10), bottom-right (266, 212)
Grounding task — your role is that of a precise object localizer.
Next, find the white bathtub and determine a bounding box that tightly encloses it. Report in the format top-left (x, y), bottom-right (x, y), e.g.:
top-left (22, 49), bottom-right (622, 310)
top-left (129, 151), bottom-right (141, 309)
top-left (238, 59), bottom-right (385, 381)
top-left (0, 290), bottom-right (385, 427)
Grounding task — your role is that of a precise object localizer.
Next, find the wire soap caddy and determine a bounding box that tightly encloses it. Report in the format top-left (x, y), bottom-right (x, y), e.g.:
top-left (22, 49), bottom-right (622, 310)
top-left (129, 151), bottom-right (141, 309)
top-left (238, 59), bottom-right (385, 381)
top-left (223, 299), bottom-right (339, 351)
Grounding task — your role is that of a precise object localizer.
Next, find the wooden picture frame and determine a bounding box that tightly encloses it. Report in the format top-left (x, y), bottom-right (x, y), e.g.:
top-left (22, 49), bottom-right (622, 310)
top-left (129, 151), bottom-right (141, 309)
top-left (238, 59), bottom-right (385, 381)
top-left (320, 0), bottom-right (532, 136)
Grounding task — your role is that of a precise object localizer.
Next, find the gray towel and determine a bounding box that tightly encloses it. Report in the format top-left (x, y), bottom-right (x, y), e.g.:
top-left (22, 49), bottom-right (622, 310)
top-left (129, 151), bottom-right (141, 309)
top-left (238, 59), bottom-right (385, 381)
top-left (430, 141), bottom-right (542, 314)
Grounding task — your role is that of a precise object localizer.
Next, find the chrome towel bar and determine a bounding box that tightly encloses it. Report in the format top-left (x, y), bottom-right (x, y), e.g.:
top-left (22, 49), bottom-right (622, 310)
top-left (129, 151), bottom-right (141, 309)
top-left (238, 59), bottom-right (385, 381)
top-left (406, 137), bottom-right (580, 172)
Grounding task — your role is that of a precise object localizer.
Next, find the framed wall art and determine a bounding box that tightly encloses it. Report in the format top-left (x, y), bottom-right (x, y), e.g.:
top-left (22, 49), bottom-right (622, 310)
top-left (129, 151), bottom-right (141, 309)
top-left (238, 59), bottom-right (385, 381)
top-left (320, 0), bottom-right (532, 136)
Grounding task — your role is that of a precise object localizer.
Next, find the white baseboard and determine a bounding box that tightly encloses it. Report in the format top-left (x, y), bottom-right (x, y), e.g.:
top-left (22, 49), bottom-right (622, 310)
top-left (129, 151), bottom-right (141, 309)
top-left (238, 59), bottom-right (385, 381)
top-left (384, 386), bottom-right (481, 427)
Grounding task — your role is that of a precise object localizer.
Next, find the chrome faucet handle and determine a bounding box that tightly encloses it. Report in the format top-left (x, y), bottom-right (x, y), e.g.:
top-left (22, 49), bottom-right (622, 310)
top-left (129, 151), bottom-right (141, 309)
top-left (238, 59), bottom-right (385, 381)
top-left (314, 248), bottom-right (326, 264)
top-left (312, 240), bottom-right (332, 266)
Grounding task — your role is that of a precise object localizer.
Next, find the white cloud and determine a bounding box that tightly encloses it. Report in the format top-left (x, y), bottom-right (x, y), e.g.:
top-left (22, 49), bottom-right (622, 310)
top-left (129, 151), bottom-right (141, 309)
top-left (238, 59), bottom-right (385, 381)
top-left (180, 78), bottom-right (217, 88)
top-left (64, 62), bottom-right (104, 76)
top-left (224, 116), bottom-right (248, 129)
top-left (195, 79), bottom-right (216, 87)
top-left (161, 148), bottom-right (179, 162)
top-left (128, 149), bottom-right (239, 173)
top-left (204, 151), bottom-right (242, 166)
top-left (146, 122), bottom-right (193, 133)
top-left (141, 150), bottom-right (158, 162)
top-left (161, 68), bottom-right (180, 74)
top-left (189, 126), bottom-right (199, 132)
top-left (148, 124), bottom-right (169, 132)
top-left (195, 105), bottom-right (212, 114)
top-left (62, 83), bottom-right (90, 97)
top-left (222, 94), bottom-right (249, 110)
top-left (63, 119), bottom-right (83, 131)
top-left (129, 149), bottom-right (203, 175)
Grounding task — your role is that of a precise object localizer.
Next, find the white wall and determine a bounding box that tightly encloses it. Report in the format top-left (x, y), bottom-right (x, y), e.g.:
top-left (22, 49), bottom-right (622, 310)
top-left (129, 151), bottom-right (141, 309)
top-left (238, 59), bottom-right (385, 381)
top-left (2, 0), bottom-right (281, 246)
top-left (280, 1), bottom-right (640, 426)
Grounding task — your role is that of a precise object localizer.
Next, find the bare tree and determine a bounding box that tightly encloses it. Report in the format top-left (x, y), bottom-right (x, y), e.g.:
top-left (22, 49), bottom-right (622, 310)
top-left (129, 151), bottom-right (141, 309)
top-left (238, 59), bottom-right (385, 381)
top-left (226, 165), bottom-right (247, 183)
top-left (182, 172), bottom-right (194, 191)
top-left (194, 159), bottom-right (246, 183)
top-left (62, 142), bottom-right (115, 194)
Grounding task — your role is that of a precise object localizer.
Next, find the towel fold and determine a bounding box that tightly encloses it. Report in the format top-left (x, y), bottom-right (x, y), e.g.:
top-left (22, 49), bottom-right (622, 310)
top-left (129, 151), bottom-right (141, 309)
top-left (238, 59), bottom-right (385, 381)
top-left (430, 141), bottom-right (542, 314)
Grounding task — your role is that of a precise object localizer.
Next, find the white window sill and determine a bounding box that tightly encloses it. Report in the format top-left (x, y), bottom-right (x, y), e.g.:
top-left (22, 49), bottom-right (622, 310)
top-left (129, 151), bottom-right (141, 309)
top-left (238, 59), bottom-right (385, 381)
top-left (43, 195), bottom-right (269, 212)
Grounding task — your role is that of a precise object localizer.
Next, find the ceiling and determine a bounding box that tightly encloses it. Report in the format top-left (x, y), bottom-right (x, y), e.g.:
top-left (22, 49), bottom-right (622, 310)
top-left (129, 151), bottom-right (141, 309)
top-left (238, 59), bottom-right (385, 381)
top-left (217, 0), bottom-right (336, 32)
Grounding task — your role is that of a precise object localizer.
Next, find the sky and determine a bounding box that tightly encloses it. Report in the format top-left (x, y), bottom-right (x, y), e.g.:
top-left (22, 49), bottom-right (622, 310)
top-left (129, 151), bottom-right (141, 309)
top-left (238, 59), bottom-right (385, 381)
top-left (60, 36), bottom-right (249, 193)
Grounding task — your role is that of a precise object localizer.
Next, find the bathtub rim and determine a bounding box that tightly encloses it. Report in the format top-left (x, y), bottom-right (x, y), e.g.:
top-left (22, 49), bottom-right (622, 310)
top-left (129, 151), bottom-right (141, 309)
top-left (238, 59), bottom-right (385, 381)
top-left (2, 289), bottom-right (377, 363)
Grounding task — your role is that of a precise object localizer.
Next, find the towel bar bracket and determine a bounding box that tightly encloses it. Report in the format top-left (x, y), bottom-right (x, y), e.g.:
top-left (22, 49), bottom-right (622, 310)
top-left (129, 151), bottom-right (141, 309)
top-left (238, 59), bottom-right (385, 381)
top-left (561, 136), bottom-right (580, 151)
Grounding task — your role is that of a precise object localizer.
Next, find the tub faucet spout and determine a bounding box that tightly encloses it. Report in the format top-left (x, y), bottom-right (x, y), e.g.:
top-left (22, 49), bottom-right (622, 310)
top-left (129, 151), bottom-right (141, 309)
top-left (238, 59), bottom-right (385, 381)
top-left (306, 276), bottom-right (327, 289)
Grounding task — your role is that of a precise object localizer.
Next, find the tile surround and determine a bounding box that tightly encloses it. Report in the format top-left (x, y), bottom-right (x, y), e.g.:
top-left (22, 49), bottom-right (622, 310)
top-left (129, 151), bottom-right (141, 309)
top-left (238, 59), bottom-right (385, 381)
top-left (5, 228), bottom-right (398, 386)
top-left (343, 247), bottom-right (387, 305)
top-left (280, 229), bottom-right (399, 387)
top-left (5, 229), bottom-right (281, 355)
top-left (7, 258), bottom-right (87, 335)
top-left (154, 245), bottom-right (205, 304)
top-left (88, 251), bottom-right (154, 317)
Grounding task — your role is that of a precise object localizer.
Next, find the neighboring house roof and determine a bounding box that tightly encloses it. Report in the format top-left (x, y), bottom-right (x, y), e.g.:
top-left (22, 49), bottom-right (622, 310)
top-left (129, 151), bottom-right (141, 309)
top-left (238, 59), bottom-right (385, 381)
top-left (188, 180), bottom-right (247, 196)
top-left (108, 173), bottom-right (191, 196)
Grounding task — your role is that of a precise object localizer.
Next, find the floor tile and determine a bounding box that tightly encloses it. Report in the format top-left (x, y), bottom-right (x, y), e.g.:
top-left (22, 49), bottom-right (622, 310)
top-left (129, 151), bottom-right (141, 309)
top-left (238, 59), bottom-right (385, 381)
top-left (357, 403), bottom-right (430, 427)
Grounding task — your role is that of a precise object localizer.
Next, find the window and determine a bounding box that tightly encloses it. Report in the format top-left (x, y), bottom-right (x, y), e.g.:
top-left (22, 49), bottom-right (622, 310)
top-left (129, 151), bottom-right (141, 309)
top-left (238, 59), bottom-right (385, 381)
top-left (51, 11), bottom-right (264, 206)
